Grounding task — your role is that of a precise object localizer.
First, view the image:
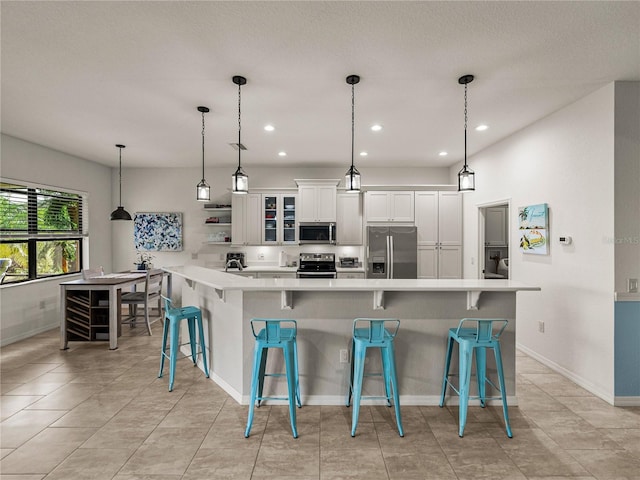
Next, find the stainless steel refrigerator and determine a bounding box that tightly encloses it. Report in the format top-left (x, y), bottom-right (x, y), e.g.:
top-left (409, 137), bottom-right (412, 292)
top-left (366, 226), bottom-right (417, 279)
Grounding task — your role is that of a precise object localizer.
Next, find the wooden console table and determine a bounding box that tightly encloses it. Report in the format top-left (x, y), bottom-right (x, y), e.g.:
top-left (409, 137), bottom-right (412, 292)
top-left (59, 270), bottom-right (171, 350)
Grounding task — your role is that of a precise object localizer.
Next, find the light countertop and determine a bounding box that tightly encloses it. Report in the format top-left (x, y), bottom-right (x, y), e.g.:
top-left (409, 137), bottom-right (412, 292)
top-left (164, 265), bottom-right (539, 293)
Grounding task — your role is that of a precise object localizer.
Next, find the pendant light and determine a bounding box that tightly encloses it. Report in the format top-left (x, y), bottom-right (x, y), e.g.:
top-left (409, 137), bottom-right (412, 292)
top-left (457, 74), bottom-right (476, 192)
top-left (231, 75), bottom-right (248, 194)
top-left (196, 106), bottom-right (211, 201)
top-left (345, 74), bottom-right (361, 192)
top-left (110, 144), bottom-right (132, 221)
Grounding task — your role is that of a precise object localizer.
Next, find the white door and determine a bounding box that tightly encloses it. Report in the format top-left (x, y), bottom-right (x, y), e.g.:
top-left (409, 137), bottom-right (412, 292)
top-left (415, 192), bottom-right (438, 244)
top-left (336, 193), bottom-right (362, 245)
top-left (438, 245), bottom-right (462, 279)
top-left (316, 186), bottom-right (337, 222)
top-left (389, 192), bottom-right (414, 222)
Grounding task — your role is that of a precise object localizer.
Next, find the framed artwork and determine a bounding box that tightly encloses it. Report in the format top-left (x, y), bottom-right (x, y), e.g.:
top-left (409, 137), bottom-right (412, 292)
top-left (134, 212), bottom-right (183, 251)
top-left (518, 203), bottom-right (548, 255)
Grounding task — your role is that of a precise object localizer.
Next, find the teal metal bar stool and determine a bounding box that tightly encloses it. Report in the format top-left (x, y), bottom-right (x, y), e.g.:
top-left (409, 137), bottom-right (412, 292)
top-left (245, 319), bottom-right (301, 439)
top-left (347, 318), bottom-right (403, 437)
top-left (158, 296), bottom-right (209, 391)
top-left (439, 318), bottom-right (512, 438)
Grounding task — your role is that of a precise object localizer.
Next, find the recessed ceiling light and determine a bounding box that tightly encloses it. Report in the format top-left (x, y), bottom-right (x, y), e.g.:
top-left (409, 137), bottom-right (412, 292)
top-left (439, 151), bottom-right (448, 156)
top-left (278, 151), bottom-right (287, 157)
top-left (360, 151), bottom-right (368, 156)
top-left (264, 125), bottom-right (275, 132)
top-left (371, 124), bottom-right (383, 132)
top-left (475, 124), bottom-right (488, 131)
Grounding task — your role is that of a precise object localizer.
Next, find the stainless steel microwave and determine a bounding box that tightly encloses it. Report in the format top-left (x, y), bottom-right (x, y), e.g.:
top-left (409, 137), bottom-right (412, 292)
top-left (298, 223), bottom-right (336, 244)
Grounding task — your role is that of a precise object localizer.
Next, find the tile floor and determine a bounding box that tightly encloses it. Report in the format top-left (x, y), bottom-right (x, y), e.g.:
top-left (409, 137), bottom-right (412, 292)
top-left (1, 323), bottom-right (639, 480)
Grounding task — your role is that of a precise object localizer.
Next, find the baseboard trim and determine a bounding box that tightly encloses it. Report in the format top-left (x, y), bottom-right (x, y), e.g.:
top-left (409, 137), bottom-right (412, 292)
top-left (613, 396), bottom-right (640, 407)
top-left (516, 342), bottom-right (615, 405)
top-left (0, 324), bottom-right (58, 347)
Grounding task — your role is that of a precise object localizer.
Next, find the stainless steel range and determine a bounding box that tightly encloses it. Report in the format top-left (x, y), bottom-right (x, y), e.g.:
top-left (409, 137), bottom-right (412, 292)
top-left (296, 253), bottom-right (337, 278)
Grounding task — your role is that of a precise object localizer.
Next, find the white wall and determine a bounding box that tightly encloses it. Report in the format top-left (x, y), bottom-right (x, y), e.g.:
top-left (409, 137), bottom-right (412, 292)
top-left (111, 165), bottom-right (450, 273)
top-left (1, 134), bottom-right (112, 345)
top-left (455, 83), bottom-right (617, 401)
top-left (614, 82), bottom-right (640, 295)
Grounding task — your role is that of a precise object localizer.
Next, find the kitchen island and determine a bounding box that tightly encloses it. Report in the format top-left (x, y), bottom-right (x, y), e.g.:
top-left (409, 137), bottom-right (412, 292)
top-left (163, 265), bottom-right (539, 406)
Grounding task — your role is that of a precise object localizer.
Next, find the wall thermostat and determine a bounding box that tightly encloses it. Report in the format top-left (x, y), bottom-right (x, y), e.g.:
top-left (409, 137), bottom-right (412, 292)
top-left (559, 236), bottom-right (572, 245)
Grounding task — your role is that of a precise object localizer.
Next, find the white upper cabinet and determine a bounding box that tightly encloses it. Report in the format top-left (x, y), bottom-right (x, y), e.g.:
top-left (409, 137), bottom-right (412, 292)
top-left (336, 193), bottom-right (362, 245)
top-left (231, 193), bottom-right (261, 245)
top-left (437, 192), bottom-right (462, 246)
top-left (364, 191), bottom-right (414, 222)
top-left (296, 179), bottom-right (338, 222)
top-left (262, 194), bottom-right (298, 245)
top-left (485, 206), bottom-right (508, 246)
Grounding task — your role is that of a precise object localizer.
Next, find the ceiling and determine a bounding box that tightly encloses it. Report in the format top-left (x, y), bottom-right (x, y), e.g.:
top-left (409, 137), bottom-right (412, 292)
top-left (2, 1), bottom-right (639, 170)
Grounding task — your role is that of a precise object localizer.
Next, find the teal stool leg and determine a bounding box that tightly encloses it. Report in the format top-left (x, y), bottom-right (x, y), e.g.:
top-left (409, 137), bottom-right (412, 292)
top-left (458, 342), bottom-right (473, 437)
top-left (439, 335), bottom-right (454, 407)
top-left (257, 348), bottom-right (268, 407)
top-left (346, 339), bottom-right (355, 407)
top-left (476, 346), bottom-right (487, 407)
top-left (293, 338), bottom-right (301, 408)
top-left (381, 347), bottom-right (392, 407)
top-left (196, 313), bottom-right (209, 378)
top-left (187, 317), bottom-right (197, 365)
top-left (168, 318), bottom-right (180, 392)
top-left (284, 342), bottom-right (299, 438)
top-left (494, 342), bottom-right (513, 438)
top-left (158, 313), bottom-right (170, 378)
top-left (245, 344), bottom-right (264, 438)
top-left (350, 342), bottom-right (366, 437)
top-left (386, 342), bottom-right (404, 437)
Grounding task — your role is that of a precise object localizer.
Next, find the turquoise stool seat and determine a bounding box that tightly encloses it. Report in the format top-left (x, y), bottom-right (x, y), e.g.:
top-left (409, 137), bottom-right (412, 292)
top-left (158, 296), bottom-right (209, 391)
top-left (245, 319), bottom-right (301, 439)
top-left (439, 318), bottom-right (512, 438)
top-left (347, 318), bottom-right (403, 437)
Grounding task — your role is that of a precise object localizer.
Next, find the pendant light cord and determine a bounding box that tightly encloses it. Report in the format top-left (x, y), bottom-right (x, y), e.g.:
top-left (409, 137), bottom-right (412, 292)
top-left (464, 82), bottom-right (468, 169)
top-left (238, 82), bottom-right (242, 168)
top-left (118, 147), bottom-right (123, 206)
top-left (201, 110), bottom-right (206, 181)
top-left (351, 82), bottom-right (355, 169)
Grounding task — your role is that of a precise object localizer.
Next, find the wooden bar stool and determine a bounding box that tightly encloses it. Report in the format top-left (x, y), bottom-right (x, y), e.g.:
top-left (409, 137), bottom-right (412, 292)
top-left (245, 319), bottom-right (301, 438)
top-left (439, 318), bottom-right (512, 437)
top-left (158, 296), bottom-right (209, 391)
top-left (347, 318), bottom-right (403, 437)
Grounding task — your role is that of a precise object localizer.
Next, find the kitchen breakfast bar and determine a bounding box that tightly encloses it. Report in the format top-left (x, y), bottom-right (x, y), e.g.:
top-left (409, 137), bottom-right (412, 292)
top-left (164, 265), bottom-right (540, 406)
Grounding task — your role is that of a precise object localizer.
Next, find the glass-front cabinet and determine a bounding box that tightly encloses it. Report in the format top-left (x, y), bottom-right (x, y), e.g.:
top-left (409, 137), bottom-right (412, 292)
top-left (262, 194), bottom-right (297, 245)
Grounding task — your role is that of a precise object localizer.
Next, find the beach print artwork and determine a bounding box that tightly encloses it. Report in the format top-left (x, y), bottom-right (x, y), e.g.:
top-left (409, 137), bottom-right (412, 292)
top-left (518, 204), bottom-right (548, 255)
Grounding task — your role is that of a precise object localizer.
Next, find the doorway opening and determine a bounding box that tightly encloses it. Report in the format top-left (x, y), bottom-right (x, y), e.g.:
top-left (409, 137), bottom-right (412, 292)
top-left (478, 201), bottom-right (510, 279)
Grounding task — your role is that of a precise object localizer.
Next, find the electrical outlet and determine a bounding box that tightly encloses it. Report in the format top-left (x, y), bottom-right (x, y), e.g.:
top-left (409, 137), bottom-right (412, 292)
top-left (219, 253), bottom-right (225, 261)
top-left (258, 253), bottom-right (265, 260)
top-left (339, 349), bottom-right (349, 363)
top-left (628, 278), bottom-right (638, 293)
top-left (538, 321), bottom-right (545, 333)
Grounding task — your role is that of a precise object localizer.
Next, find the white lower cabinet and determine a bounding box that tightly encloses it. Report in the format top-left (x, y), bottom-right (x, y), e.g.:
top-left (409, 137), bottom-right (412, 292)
top-left (418, 245), bottom-right (462, 279)
top-left (256, 272), bottom-right (297, 279)
top-left (337, 272), bottom-right (365, 279)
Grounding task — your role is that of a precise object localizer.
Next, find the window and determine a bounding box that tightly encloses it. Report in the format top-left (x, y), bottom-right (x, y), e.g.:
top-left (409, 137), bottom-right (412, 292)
top-left (0, 179), bottom-right (87, 284)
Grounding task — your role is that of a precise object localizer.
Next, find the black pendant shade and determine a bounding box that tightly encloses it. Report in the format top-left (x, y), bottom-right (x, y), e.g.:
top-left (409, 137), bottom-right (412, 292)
top-left (110, 144), bottom-right (132, 221)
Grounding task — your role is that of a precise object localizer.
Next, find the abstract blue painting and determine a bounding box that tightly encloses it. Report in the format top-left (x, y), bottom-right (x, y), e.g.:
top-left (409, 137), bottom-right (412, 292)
top-left (134, 212), bottom-right (182, 251)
